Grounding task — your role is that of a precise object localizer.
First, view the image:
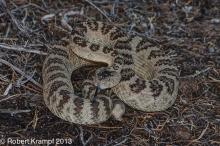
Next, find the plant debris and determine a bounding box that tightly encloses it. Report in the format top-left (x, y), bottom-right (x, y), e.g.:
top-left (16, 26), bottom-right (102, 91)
top-left (0, 0), bottom-right (220, 145)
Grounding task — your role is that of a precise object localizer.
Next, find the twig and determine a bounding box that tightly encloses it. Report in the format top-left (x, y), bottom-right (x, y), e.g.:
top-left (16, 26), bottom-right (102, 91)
top-left (0, 58), bottom-right (42, 88)
top-left (113, 138), bottom-right (128, 146)
top-left (7, 9), bottom-right (32, 34)
top-left (0, 94), bottom-right (20, 103)
top-left (194, 122), bottom-right (209, 141)
top-left (0, 109), bottom-right (31, 115)
top-left (210, 140), bottom-right (220, 144)
top-left (61, 9), bottom-right (84, 31)
top-left (105, 135), bottom-right (128, 146)
top-left (41, 13), bottom-right (55, 24)
top-left (84, 0), bottom-right (112, 22)
top-left (105, 127), bottom-right (134, 146)
top-left (0, 43), bottom-right (47, 55)
top-left (0, 0), bottom-right (6, 8)
top-left (11, 3), bottom-right (48, 13)
top-left (16, 70), bottom-right (37, 87)
top-left (0, 37), bottom-right (18, 41)
top-left (209, 76), bottom-right (220, 83)
top-left (32, 110), bottom-right (39, 130)
top-left (180, 67), bottom-right (211, 79)
top-left (187, 122), bottom-right (209, 146)
top-left (79, 126), bottom-right (93, 146)
top-left (5, 23), bottom-right (11, 38)
top-left (3, 83), bottom-right (12, 96)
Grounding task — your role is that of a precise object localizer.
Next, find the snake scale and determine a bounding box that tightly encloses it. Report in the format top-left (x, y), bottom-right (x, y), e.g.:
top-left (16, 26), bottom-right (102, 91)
top-left (42, 20), bottom-right (179, 124)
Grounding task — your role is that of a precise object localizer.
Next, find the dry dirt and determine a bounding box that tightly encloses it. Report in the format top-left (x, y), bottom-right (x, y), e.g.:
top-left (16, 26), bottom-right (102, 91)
top-left (0, 0), bottom-right (220, 146)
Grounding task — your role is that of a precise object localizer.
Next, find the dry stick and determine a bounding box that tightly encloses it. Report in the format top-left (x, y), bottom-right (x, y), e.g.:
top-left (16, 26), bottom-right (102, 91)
top-left (180, 67), bottom-right (211, 79)
top-left (0, 94), bottom-right (20, 103)
top-left (79, 126), bottom-right (93, 146)
top-left (0, 43), bottom-right (47, 55)
top-left (210, 140), bottom-right (220, 144)
top-left (209, 76), bottom-right (220, 83)
top-left (187, 122), bottom-right (209, 146)
top-left (0, 38), bottom-right (18, 41)
top-left (7, 9), bottom-right (31, 34)
top-left (113, 139), bottom-right (128, 146)
top-left (0, 58), bottom-right (42, 88)
top-left (84, 0), bottom-right (112, 22)
top-left (0, 109), bottom-right (31, 115)
top-left (3, 83), bottom-right (12, 96)
top-left (32, 110), bottom-right (39, 130)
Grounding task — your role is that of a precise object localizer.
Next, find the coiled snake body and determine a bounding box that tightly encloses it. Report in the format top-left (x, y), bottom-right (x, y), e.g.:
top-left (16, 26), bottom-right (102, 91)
top-left (42, 21), bottom-right (179, 124)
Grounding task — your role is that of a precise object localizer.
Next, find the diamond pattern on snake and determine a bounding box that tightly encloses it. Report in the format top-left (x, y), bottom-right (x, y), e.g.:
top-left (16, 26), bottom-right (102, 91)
top-left (42, 20), bottom-right (179, 124)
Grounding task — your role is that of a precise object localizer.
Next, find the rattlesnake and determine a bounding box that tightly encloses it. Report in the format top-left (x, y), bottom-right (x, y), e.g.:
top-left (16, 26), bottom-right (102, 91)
top-left (42, 20), bottom-right (179, 124)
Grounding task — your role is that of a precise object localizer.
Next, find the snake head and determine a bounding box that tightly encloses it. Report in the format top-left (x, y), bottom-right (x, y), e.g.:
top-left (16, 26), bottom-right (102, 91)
top-left (94, 67), bottom-right (121, 89)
